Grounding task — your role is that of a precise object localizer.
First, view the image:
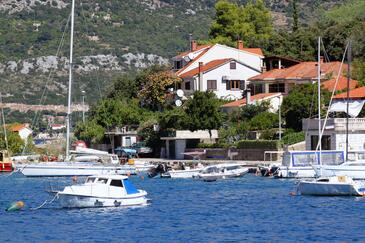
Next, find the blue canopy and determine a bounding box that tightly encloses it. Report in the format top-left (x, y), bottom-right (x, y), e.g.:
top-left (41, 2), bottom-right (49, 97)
top-left (123, 179), bottom-right (139, 194)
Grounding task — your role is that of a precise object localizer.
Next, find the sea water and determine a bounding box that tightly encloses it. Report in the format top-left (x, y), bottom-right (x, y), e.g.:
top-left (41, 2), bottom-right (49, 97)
top-left (1, 173), bottom-right (365, 242)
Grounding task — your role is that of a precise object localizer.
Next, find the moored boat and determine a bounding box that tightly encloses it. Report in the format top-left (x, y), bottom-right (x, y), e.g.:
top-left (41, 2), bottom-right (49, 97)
top-left (18, 162), bottom-right (136, 177)
top-left (56, 175), bottom-right (148, 208)
top-left (0, 150), bottom-right (13, 173)
top-left (194, 163), bottom-right (249, 182)
top-left (297, 175), bottom-right (365, 196)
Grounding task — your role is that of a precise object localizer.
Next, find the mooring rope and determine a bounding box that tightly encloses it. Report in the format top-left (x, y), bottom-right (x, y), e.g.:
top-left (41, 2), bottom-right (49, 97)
top-left (30, 193), bottom-right (59, 211)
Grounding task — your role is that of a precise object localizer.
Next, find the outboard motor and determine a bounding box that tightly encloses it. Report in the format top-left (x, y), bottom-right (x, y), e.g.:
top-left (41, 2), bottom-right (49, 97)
top-left (147, 163), bottom-right (169, 178)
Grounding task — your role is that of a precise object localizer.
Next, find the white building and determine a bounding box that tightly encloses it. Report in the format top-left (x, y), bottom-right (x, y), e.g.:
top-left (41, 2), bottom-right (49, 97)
top-left (173, 40), bottom-right (264, 100)
top-left (303, 118), bottom-right (365, 151)
top-left (160, 130), bottom-right (218, 159)
top-left (9, 124), bottom-right (33, 141)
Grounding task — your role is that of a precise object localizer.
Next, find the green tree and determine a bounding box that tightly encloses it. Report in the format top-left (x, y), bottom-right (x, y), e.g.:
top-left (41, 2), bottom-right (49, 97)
top-left (281, 84), bottom-right (331, 131)
top-left (184, 91), bottom-right (223, 135)
top-left (240, 100), bottom-right (271, 121)
top-left (138, 69), bottom-right (181, 111)
top-left (159, 107), bottom-right (189, 130)
top-left (0, 130), bottom-right (24, 154)
top-left (209, 0), bottom-right (273, 47)
top-left (249, 112), bottom-right (278, 130)
top-left (74, 120), bottom-right (105, 144)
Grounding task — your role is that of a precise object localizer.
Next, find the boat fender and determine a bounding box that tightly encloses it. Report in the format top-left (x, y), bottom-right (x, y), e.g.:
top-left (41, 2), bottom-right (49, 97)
top-left (114, 200), bottom-right (121, 207)
top-left (6, 201), bottom-right (25, 212)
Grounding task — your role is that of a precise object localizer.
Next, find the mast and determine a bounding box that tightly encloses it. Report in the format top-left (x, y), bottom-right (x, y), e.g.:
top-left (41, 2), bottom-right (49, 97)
top-left (66, 0), bottom-right (76, 159)
top-left (346, 40), bottom-right (351, 162)
top-left (317, 37), bottom-right (321, 167)
top-left (0, 93), bottom-right (9, 151)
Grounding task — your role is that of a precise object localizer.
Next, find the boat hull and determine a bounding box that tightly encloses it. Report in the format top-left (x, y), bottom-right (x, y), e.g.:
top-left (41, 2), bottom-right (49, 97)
top-left (58, 193), bottom-right (148, 208)
top-left (196, 168), bottom-right (249, 182)
top-left (275, 166), bottom-right (316, 178)
top-left (0, 162), bottom-right (13, 172)
top-left (298, 180), bottom-right (365, 196)
top-left (18, 163), bottom-right (136, 177)
top-left (168, 169), bottom-right (202, 179)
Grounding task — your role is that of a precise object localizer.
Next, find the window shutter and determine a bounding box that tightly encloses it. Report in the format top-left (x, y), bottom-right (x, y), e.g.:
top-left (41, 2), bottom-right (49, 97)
top-left (226, 80), bottom-right (230, 90)
top-left (239, 80), bottom-right (245, 90)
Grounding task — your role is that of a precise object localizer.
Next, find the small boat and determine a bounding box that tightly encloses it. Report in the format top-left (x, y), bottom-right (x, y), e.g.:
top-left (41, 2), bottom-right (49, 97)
top-left (297, 175), bottom-right (365, 196)
top-left (0, 150), bottom-right (13, 173)
top-left (165, 163), bottom-right (205, 179)
top-left (18, 162), bottom-right (136, 177)
top-left (56, 175), bottom-right (148, 208)
top-left (194, 164), bottom-right (249, 182)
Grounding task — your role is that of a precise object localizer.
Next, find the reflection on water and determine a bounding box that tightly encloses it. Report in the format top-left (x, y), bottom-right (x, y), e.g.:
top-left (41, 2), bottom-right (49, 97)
top-left (1, 173), bottom-right (365, 241)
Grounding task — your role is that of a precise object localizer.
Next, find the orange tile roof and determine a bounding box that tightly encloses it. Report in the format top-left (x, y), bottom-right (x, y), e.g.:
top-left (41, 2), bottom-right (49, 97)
top-left (175, 44), bottom-right (213, 58)
top-left (241, 48), bottom-right (264, 56)
top-left (334, 86), bottom-right (365, 100)
top-left (221, 93), bottom-right (281, 108)
top-left (321, 76), bottom-right (358, 92)
top-left (176, 48), bottom-right (211, 76)
top-left (249, 61), bottom-right (348, 81)
top-left (179, 58), bottom-right (232, 78)
top-left (8, 124), bottom-right (27, 132)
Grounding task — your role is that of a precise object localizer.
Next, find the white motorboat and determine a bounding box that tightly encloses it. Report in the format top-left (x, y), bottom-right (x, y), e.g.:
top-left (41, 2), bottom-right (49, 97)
top-left (18, 162), bottom-right (136, 177)
top-left (274, 150), bottom-right (344, 178)
top-left (194, 164), bottom-right (249, 182)
top-left (166, 164), bottom-right (205, 179)
top-left (297, 175), bottom-right (365, 196)
top-left (56, 175), bottom-right (148, 208)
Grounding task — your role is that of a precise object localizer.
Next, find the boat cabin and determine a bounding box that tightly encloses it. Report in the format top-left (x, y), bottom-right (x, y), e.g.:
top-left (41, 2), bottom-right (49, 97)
top-left (0, 150), bottom-right (12, 172)
top-left (84, 175), bottom-right (139, 195)
top-left (282, 150), bottom-right (344, 167)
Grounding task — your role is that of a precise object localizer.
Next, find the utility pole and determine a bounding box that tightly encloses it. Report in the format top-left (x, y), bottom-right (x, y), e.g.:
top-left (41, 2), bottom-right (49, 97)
top-left (82, 90), bottom-right (86, 123)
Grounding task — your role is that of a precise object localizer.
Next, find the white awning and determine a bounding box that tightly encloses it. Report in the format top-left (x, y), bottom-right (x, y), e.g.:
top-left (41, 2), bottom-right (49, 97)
top-left (329, 100), bottom-right (365, 117)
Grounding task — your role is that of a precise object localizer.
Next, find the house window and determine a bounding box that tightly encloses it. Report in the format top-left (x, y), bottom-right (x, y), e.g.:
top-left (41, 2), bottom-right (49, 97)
top-left (248, 83), bottom-right (264, 95)
top-left (174, 60), bottom-right (183, 70)
top-left (311, 135), bottom-right (331, 150)
top-left (269, 83), bottom-right (285, 93)
top-left (207, 80), bottom-right (217, 90)
top-left (226, 80), bottom-right (243, 90)
top-left (185, 81), bottom-right (191, 90)
top-left (230, 62), bottom-right (236, 70)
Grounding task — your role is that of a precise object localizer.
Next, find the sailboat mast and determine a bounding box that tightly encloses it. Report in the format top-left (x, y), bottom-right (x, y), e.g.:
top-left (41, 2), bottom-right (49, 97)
top-left (66, 0), bottom-right (76, 159)
top-left (346, 40), bottom-right (351, 162)
top-left (317, 37), bottom-right (321, 165)
top-left (0, 92), bottom-right (9, 151)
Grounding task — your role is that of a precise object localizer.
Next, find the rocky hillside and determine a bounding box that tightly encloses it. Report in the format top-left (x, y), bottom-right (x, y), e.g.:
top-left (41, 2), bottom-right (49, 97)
top-left (0, 0), bottom-right (345, 105)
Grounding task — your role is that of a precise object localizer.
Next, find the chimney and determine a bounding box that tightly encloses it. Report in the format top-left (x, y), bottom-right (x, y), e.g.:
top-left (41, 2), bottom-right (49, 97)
top-left (237, 40), bottom-right (244, 50)
top-left (245, 89), bottom-right (251, 105)
top-left (198, 62), bottom-right (204, 90)
top-left (191, 40), bottom-right (197, 52)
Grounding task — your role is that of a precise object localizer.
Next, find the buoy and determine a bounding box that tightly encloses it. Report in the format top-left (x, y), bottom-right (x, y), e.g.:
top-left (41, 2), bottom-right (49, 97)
top-left (6, 201), bottom-right (25, 212)
top-left (140, 175), bottom-right (144, 180)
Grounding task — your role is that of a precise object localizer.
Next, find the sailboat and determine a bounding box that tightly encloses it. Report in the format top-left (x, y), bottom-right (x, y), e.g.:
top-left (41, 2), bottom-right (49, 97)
top-left (0, 93), bottom-right (13, 173)
top-left (19, 0), bottom-right (135, 177)
top-left (297, 38), bottom-right (365, 196)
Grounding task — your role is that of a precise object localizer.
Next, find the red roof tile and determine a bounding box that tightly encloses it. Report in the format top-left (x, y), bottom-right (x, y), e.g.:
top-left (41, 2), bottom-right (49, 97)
top-left (322, 76), bottom-right (358, 92)
top-left (8, 124), bottom-right (28, 132)
top-left (241, 48), bottom-right (264, 56)
top-left (179, 59), bottom-right (232, 78)
top-left (175, 44), bottom-right (213, 58)
top-left (221, 93), bottom-right (281, 108)
top-left (249, 61), bottom-right (348, 81)
top-left (334, 86), bottom-right (365, 100)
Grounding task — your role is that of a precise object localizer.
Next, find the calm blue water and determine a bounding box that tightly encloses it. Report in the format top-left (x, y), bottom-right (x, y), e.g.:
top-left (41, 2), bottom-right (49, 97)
top-left (1, 173), bottom-right (365, 242)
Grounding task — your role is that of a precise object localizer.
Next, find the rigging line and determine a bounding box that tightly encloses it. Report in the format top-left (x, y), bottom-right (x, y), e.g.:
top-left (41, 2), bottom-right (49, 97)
top-left (321, 41), bottom-right (330, 63)
top-left (315, 42), bottom-right (349, 151)
top-left (0, 92), bottom-right (9, 151)
top-left (31, 14), bottom-right (71, 129)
